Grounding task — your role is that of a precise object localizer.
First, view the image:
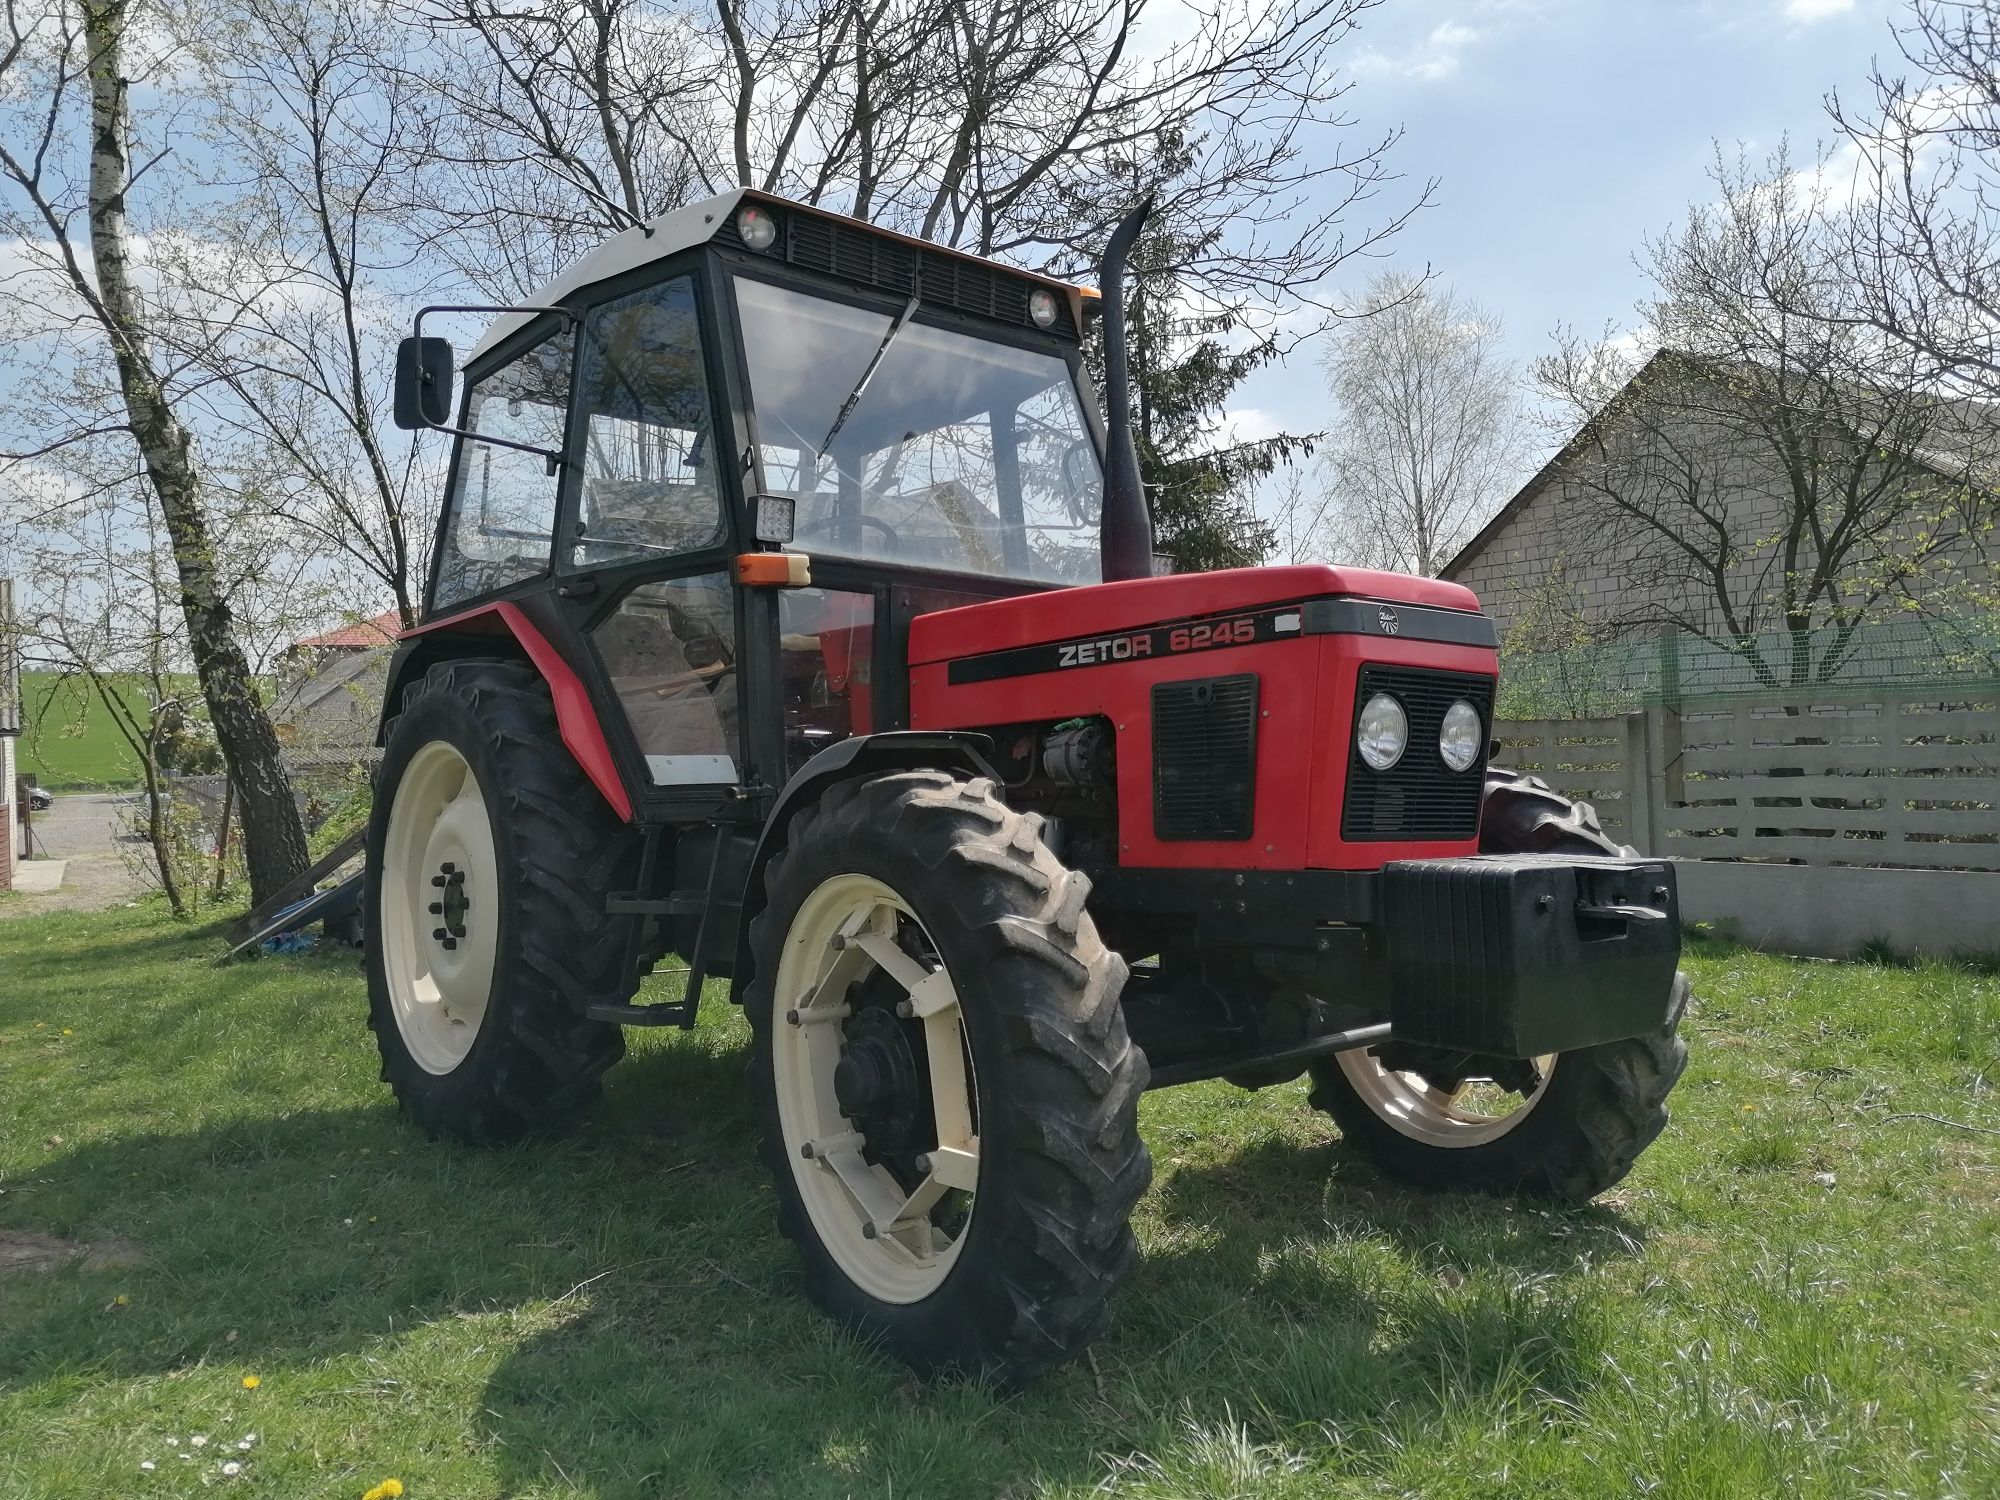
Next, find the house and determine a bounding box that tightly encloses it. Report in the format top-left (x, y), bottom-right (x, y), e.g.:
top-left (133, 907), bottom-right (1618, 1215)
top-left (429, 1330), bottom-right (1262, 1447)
top-left (1443, 350), bottom-right (2000, 654)
top-left (271, 607), bottom-right (400, 803)
top-left (280, 608), bottom-right (402, 684)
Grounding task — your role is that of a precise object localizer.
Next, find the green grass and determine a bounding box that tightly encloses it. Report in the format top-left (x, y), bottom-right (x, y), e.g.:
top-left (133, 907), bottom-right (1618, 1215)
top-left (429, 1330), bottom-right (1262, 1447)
top-left (15, 673), bottom-right (153, 789)
top-left (1, 910), bottom-right (1996, 1499)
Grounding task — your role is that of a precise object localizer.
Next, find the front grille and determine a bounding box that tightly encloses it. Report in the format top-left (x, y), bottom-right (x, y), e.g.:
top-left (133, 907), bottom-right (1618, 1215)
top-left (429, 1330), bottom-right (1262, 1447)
top-left (717, 206), bottom-right (1078, 336)
top-left (1341, 666), bottom-right (1493, 842)
top-left (1153, 674), bottom-right (1259, 840)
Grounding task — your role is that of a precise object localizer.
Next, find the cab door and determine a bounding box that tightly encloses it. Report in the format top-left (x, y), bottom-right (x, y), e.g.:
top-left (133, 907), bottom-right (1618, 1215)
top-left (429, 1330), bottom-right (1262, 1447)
top-left (562, 271), bottom-right (749, 799)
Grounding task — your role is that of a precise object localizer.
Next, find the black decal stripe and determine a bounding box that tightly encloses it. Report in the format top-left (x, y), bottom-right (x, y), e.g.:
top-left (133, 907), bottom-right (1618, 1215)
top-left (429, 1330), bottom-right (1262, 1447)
top-left (942, 596), bottom-right (1493, 686)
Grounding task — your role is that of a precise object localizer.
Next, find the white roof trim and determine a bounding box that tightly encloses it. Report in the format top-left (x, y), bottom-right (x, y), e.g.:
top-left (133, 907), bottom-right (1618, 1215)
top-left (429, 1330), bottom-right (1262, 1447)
top-left (469, 189), bottom-right (751, 361)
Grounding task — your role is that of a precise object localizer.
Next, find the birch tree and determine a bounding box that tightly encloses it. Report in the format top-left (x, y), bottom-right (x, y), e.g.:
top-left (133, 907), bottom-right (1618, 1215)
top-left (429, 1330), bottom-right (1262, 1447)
top-left (1318, 272), bottom-right (1524, 577)
top-left (0, 0), bottom-right (309, 900)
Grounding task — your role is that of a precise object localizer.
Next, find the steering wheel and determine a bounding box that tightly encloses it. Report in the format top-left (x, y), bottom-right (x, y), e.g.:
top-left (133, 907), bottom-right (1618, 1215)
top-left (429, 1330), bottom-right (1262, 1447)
top-left (794, 513), bottom-right (901, 553)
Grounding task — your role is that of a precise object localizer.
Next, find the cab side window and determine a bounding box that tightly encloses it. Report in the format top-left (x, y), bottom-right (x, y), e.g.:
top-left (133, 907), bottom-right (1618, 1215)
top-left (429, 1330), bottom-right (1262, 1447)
top-left (571, 276), bottom-right (722, 567)
top-left (433, 325), bottom-right (573, 608)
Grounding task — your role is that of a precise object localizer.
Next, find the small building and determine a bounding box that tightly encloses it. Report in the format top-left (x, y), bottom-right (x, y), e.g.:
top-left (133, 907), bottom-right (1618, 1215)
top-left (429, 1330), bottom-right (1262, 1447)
top-left (1443, 350), bottom-right (1999, 649)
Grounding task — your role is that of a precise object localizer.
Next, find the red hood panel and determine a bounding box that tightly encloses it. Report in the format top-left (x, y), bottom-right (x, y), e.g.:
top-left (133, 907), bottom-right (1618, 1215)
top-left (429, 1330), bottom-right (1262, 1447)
top-left (908, 564), bottom-right (1482, 666)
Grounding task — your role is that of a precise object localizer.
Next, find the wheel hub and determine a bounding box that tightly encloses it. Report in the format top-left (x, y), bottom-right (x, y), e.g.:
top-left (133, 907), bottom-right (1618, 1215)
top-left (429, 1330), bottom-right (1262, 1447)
top-left (427, 862), bottom-right (470, 949)
top-left (834, 1005), bottom-right (927, 1156)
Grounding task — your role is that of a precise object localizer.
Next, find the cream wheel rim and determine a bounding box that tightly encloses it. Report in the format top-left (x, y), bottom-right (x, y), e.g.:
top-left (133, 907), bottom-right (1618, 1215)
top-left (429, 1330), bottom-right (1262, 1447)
top-left (772, 873), bottom-right (979, 1304)
top-left (1336, 1047), bottom-right (1558, 1147)
top-left (380, 740), bottom-right (499, 1075)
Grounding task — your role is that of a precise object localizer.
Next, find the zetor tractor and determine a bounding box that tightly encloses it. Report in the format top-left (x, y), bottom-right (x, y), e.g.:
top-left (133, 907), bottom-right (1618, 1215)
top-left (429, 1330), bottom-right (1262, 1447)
top-left (376, 190), bottom-right (1689, 1384)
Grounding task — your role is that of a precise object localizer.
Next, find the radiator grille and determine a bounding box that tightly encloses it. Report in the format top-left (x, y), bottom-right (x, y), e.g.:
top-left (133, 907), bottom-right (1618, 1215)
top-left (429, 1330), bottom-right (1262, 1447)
top-left (1152, 674), bottom-right (1259, 841)
top-left (717, 208), bottom-right (1078, 336)
top-left (1341, 666), bottom-right (1493, 842)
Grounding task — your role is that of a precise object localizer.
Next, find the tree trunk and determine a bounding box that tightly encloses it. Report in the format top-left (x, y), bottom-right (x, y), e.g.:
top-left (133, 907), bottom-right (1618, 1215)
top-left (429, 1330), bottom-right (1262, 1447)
top-left (80, 0), bottom-right (308, 903)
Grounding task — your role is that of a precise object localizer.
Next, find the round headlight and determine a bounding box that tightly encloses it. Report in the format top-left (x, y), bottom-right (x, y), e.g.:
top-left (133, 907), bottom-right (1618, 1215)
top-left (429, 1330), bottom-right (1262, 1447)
top-left (1028, 287), bottom-right (1060, 329)
top-left (1439, 699), bottom-right (1483, 772)
top-left (1357, 693), bottom-right (1408, 771)
top-left (737, 204), bottom-right (779, 252)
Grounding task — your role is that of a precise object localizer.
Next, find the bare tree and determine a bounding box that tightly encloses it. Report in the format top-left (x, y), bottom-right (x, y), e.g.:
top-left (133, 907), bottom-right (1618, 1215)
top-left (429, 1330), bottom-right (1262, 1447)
top-left (0, 0), bottom-right (309, 901)
top-left (406, 0), bottom-right (1428, 326)
top-left (1535, 148), bottom-right (1998, 691)
top-left (1318, 272), bottom-right (1525, 576)
top-left (1829, 0), bottom-right (2000, 400)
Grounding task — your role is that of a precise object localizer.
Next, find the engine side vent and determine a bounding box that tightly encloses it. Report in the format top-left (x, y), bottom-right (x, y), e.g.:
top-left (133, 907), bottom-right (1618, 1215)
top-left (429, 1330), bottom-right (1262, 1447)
top-left (1152, 674), bottom-right (1259, 841)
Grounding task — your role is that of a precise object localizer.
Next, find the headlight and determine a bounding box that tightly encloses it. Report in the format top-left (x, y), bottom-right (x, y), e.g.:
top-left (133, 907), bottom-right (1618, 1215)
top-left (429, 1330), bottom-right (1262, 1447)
top-left (737, 204), bottom-right (779, 251)
top-left (1028, 287), bottom-right (1060, 328)
top-left (1356, 693), bottom-right (1408, 771)
top-left (1439, 699), bottom-right (1483, 772)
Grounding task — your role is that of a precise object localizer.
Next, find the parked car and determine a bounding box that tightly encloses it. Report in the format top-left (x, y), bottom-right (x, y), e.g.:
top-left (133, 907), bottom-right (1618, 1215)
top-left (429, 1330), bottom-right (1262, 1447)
top-left (25, 785), bottom-right (53, 812)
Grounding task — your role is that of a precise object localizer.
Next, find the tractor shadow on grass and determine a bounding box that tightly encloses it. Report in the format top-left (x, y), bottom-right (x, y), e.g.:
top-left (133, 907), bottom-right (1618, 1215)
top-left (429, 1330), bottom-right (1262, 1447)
top-left (3, 1035), bottom-right (1647, 1499)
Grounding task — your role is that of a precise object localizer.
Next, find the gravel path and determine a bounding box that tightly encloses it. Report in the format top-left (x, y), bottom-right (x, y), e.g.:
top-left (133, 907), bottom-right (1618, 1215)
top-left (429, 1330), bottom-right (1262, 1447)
top-left (2, 793), bottom-right (152, 918)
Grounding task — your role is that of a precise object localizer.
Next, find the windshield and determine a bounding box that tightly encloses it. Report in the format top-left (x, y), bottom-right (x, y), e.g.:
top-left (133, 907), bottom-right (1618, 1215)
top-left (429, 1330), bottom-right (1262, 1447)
top-left (734, 276), bottom-right (1103, 585)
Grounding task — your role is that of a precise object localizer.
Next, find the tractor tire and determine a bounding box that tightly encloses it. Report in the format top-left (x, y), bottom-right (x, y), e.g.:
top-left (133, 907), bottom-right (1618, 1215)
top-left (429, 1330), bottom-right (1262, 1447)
top-left (1306, 768), bottom-right (1691, 1202)
top-left (366, 659), bottom-right (632, 1143)
top-left (745, 770), bottom-right (1151, 1384)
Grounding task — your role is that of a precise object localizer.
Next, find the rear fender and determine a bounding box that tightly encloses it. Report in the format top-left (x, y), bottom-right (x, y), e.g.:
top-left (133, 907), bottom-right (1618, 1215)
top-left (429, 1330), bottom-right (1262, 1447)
top-left (380, 601), bottom-right (634, 822)
top-left (729, 731), bottom-right (999, 1002)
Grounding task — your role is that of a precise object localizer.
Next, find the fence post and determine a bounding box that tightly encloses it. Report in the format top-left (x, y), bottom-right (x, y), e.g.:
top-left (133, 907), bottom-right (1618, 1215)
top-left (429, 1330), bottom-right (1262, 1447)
top-left (1624, 710), bottom-right (1655, 854)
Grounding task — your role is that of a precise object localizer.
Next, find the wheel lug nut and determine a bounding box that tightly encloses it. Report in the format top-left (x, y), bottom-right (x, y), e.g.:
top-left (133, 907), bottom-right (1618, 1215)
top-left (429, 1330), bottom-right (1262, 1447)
top-left (433, 927), bottom-right (448, 941)
top-left (785, 1009), bottom-right (801, 1027)
top-left (431, 875), bottom-right (447, 888)
top-left (442, 937), bottom-right (458, 951)
top-left (428, 902), bottom-right (443, 915)
top-left (915, 1153), bottom-right (933, 1175)
top-left (895, 1000), bottom-right (914, 1018)
top-left (441, 862), bottom-right (456, 874)
top-left (799, 1142), bottom-right (815, 1159)
top-left (861, 1221), bottom-right (878, 1240)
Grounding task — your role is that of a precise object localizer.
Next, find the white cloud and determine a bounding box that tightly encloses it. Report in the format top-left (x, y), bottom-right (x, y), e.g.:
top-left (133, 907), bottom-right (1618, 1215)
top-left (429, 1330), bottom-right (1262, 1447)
top-left (1354, 21), bottom-right (1485, 82)
top-left (1219, 408), bottom-right (1283, 444)
top-left (1782, 0), bottom-right (1854, 23)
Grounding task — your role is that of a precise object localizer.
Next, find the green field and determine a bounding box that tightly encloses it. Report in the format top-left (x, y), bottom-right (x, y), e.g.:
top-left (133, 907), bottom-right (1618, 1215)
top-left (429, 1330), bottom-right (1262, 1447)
top-left (14, 673), bottom-right (150, 789)
top-left (1, 906), bottom-right (1996, 1498)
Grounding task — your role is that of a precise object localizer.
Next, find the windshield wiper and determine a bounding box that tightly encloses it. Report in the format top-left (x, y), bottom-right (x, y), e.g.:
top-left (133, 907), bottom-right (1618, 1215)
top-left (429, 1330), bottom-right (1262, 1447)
top-left (819, 292), bottom-right (920, 453)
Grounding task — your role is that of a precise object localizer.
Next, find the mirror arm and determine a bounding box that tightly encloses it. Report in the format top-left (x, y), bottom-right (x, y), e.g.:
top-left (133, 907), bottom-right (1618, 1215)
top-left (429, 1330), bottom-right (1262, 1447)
top-left (407, 303), bottom-right (582, 470)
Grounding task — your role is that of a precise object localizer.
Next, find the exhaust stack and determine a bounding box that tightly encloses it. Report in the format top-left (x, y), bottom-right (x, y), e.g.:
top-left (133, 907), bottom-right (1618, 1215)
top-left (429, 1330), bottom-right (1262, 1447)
top-left (1096, 198), bottom-right (1154, 583)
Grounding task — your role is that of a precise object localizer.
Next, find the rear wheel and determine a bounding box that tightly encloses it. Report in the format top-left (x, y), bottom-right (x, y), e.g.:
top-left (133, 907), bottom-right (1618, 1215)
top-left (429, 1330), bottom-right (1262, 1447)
top-left (746, 770), bottom-right (1150, 1383)
top-left (366, 660), bottom-right (632, 1143)
top-left (1308, 769), bottom-right (1691, 1201)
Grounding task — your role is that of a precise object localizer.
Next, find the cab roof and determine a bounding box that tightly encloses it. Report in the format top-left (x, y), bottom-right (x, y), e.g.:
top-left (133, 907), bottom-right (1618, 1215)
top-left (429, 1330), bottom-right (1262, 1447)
top-left (470, 188), bottom-right (1095, 362)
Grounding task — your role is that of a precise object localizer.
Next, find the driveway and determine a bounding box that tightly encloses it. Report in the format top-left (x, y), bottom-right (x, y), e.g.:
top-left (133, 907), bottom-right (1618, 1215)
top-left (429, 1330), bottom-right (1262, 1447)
top-left (3, 793), bottom-right (151, 918)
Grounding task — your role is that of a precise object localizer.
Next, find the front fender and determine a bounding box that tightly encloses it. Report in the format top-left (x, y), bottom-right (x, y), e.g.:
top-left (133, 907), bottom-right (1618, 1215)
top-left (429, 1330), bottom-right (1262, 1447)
top-left (729, 731), bottom-right (999, 1001)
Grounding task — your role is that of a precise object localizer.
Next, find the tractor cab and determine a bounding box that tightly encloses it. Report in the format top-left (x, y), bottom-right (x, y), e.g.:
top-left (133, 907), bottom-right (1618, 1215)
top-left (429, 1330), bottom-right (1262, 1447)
top-left (373, 189), bottom-right (1689, 1389)
top-left (396, 190), bottom-right (1118, 811)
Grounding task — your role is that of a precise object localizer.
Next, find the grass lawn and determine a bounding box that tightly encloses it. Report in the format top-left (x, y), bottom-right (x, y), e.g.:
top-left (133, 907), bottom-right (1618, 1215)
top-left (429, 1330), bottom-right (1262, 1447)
top-left (1, 906), bottom-right (1996, 1499)
top-left (15, 673), bottom-right (150, 790)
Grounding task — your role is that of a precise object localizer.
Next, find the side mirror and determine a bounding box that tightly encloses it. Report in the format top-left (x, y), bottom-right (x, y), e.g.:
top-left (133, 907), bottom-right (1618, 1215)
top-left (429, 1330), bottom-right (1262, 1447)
top-left (394, 335), bottom-right (455, 430)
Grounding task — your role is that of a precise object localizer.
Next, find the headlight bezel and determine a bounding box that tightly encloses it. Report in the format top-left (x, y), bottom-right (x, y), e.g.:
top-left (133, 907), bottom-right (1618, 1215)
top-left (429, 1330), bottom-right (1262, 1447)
top-left (1439, 698), bottom-right (1484, 773)
top-left (1356, 692), bottom-right (1410, 772)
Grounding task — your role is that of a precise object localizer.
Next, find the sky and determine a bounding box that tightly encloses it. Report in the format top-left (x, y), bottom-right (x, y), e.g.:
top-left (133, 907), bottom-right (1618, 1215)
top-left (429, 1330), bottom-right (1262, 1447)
top-left (1227, 0), bottom-right (1906, 456)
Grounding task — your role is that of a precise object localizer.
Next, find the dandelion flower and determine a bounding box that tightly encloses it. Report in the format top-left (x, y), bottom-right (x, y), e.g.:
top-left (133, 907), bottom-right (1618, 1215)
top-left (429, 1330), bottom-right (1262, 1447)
top-left (190, 1435), bottom-right (207, 1448)
top-left (222, 1462), bottom-right (242, 1477)
top-left (61, 1028), bottom-right (72, 1036)
top-left (239, 1437), bottom-right (256, 1449)
top-left (1741, 1103), bottom-right (1756, 1112)
top-left (362, 1480), bottom-right (405, 1500)
top-left (242, 1375), bottom-right (260, 1390)
top-left (113, 1294), bottom-right (129, 1307)
top-left (140, 1461), bottom-right (155, 1472)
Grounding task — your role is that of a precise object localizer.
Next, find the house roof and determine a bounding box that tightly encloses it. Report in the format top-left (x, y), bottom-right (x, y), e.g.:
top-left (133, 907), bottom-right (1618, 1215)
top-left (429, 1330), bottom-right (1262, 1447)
top-left (1441, 349), bottom-right (2000, 582)
top-left (291, 609), bottom-right (401, 652)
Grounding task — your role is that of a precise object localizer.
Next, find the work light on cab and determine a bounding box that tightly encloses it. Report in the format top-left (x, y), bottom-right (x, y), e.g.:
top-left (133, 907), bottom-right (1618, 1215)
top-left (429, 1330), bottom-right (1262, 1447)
top-left (1028, 287), bottom-right (1059, 328)
top-left (738, 204), bottom-right (779, 251)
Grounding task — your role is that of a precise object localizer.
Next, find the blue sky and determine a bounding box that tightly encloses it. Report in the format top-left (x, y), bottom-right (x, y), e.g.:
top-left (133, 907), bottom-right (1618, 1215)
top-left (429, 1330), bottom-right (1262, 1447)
top-left (1230, 0), bottom-right (1904, 449)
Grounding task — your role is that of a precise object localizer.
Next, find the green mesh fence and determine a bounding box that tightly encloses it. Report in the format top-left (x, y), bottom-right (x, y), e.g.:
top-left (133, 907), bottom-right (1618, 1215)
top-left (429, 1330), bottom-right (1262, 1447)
top-left (1495, 614), bottom-right (2000, 719)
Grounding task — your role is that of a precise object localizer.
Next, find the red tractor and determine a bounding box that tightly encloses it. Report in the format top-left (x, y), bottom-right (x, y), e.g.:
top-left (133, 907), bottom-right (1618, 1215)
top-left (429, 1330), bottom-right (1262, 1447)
top-left (377, 192), bottom-right (1689, 1384)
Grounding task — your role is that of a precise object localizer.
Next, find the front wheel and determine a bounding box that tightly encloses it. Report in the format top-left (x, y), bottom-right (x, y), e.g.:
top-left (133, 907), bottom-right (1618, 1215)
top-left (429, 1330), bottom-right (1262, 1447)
top-left (1309, 769), bottom-right (1691, 1201)
top-left (745, 770), bottom-right (1150, 1384)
